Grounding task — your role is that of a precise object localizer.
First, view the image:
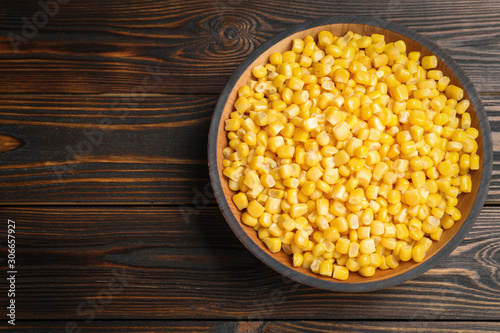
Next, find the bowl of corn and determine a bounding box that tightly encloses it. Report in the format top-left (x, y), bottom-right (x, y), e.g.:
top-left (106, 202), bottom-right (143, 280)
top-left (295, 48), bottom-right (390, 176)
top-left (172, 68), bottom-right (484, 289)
top-left (208, 16), bottom-right (492, 291)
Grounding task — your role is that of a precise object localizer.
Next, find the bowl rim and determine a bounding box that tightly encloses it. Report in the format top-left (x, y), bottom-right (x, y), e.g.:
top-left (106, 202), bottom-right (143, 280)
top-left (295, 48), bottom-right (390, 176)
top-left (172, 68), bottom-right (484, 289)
top-left (208, 15), bottom-right (493, 292)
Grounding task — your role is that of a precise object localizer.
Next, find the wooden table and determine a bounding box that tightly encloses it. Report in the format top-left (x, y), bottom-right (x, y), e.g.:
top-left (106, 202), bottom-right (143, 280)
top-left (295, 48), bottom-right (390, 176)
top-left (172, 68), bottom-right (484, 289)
top-left (1, 1), bottom-right (499, 332)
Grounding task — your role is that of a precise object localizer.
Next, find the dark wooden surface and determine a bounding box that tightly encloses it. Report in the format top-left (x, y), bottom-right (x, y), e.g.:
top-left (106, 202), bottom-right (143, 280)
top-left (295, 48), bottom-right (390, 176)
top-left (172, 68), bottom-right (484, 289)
top-left (0, 0), bottom-right (499, 332)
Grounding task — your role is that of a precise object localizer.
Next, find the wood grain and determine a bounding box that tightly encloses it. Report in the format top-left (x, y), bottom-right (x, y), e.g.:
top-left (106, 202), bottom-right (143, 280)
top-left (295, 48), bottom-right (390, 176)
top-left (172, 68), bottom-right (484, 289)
top-left (0, 0), bottom-right (500, 94)
top-left (7, 321), bottom-right (500, 332)
top-left (0, 94), bottom-right (499, 204)
top-left (0, 134), bottom-right (22, 152)
top-left (0, 0), bottom-right (498, 330)
top-left (1, 206), bottom-right (498, 320)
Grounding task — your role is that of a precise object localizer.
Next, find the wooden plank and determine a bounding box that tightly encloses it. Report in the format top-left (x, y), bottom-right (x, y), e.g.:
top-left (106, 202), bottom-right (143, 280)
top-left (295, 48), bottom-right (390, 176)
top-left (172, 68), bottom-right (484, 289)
top-left (0, 0), bottom-right (499, 94)
top-left (0, 95), bottom-right (215, 203)
top-left (5, 321), bottom-right (500, 332)
top-left (0, 94), bottom-right (499, 204)
top-left (1, 206), bottom-right (499, 320)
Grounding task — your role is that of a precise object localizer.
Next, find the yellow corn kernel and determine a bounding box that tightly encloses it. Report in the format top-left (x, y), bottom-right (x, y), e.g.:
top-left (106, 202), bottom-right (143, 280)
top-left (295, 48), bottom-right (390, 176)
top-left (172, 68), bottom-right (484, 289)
top-left (303, 151), bottom-right (318, 167)
top-left (445, 85), bottom-right (464, 101)
top-left (373, 162), bottom-right (389, 181)
top-left (437, 76), bottom-right (451, 91)
top-left (431, 227), bottom-right (443, 241)
top-left (422, 218), bottom-right (439, 234)
top-left (460, 174), bottom-right (472, 193)
top-left (306, 167), bottom-right (322, 183)
top-left (280, 230), bottom-right (295, 244)
top-left (413, 88), bottom-right (433, 100)
top-left (223, 159), bottom-right (232, 168)
top-left (427, 69), bottom-right (442, 80)
top-left (462, 137), bottom-right (478, 154)
top-left (290, 203), bottom-right (308, 218)
top-left (395, 178), bottom-right (410, 192)
top-left (312, 243), bottom-right (326, 257)
top-left (269, 51), bottom-right (283, 66)
top-left (235, 96), bottom-right (252, 114)
top-left (258, 228), bottom-right (269, 240)
top-left (421, 55), bottom-right (437, 69)
top-left (292, 253), bottom-right (303, 267)
top-left (404, 189), bottom-right (421, 206)
top-left (392, 84), bottom-right (409, 102)
top-left (344, 257), bottom-right (360, 273)
top-left (359, 238), bottom-right (376, 254)
top-left (331, 216), bottom-right (348, 234)
top-left (357, 253), bottom-right (371, 267)
top-left (293, 90), bottom-right (310, 105)
top-left (322, 226), bottom-right (340, 243)
top-left (358, 265), bottom-right (376, 277)
top-left (387, 190), bottom-right (402, 204)
top-left (225, 118), bottom-right (243, 132)
top-left (348, 188), bottom-right (365, 205)
top-left (454, 99), bottom-right (469, 114)
top-left (393, 241), bottom-right (405, 256)
top-left (301, 179), bottom-right (317, 196)
top-left (258, 213), bottom-right (272, 228)
top-left (315, 30), bottom-right (333, 48)
top-left (395, 223), bottom-right (409, 240)
top-left (446, 206), bottom-right (462, 221)
top-left (344, 177), bottom-right (359, 193)
top-left (461, 112), bottom-right (472, 129)
top-left (273, 75), bottom-right (287, 90)
top-left (317, 260), bottom-right (332, 277)
top-left (380, 237), bottom-right (397, 251)
top-left (370, 220), bottom-right (385, 236)
top-left (470, 153), bottom-right (480, 170)
top-left (293, 230), bottom-right (308, 248)
top-left (301, 252), bottom-right (314, 269)
top-left (332, 265), bottom-right (349, 280)
top-left (416, 237), bottom-right (432, 252)
top-left (373, 54), bottom-right (389, 68)
top-left (252, 65), bottom-right (268, 79)
top-left (411, 171), bottom-right (426, 188)
top-left (264, 237), bottom-right (281, 253)
top-left (242, 212), bottom-right (258, 227)
top-left (223, 167), bottom-right (243, 182)
top-left (370, 253), bottom-right (382, 268)
top-left (276, 145), bottom-right (295, 159)
top-left (265, 197), bottom-right (282, 215)
top-left (412, 244), bottom-right (426, 262)
top-left (289, 38), bottom-right (304, 53)
top-left (440, 214), bottom-right (454, 229)
top-left (335, 237), bottom-right (350, 255)
top-left (384, 254), bottom-right (398, 269)
top-left (410, 228), bottom-right (425, 241)
top-left (247, 200), bottom-right (265, 218)
top-left (322, 168), bottom-right (339, 186)
top-left (465, 127), bottom-right (479, 139)
top-left (399, 245), bottom-right (413, 261)
top-left (314, 198), bottom-right (328, 216)
top-left (232, 192), bottom-right (248, 210)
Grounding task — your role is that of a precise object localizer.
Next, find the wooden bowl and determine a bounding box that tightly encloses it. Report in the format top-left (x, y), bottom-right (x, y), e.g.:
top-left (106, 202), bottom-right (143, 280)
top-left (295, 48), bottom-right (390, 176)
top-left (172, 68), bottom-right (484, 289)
top-left (208, 16), bottom-right (493, 291)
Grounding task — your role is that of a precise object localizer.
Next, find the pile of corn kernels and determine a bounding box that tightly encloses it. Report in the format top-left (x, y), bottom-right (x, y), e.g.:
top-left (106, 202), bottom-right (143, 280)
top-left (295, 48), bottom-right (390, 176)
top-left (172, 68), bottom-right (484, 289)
top-left (222, 30), bottom-right (480, 280)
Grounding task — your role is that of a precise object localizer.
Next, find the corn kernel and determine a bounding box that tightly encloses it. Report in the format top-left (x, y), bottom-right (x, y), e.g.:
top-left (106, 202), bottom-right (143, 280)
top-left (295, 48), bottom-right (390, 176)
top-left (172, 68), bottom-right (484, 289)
top-left (264, 237), bottom-right (281, 253)
top-left (332, 265), bottom-right (349, 280)
top-left (422, 55), bottom-right (437, 69)
top-left (445, 85), bottom-right (464, 101)
top-left (336, 237), bottom-right (351, 254)
top-left (358, 265), bottom-right (376, 277)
